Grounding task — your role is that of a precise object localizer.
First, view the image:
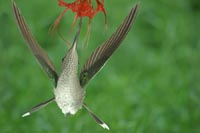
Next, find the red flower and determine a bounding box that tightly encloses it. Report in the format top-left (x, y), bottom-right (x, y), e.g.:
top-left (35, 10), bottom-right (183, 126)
top-left (50, 0), bottom-right (107, 40)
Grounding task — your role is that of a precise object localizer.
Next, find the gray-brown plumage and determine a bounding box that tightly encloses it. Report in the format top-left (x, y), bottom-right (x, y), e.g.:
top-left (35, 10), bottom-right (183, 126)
top-left (12, 0), bottom-right (139, 130)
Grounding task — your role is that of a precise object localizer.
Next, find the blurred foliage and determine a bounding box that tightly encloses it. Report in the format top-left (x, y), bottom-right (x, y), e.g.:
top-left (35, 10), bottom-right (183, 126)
top-left (0, 0), bottom-right (199, 132)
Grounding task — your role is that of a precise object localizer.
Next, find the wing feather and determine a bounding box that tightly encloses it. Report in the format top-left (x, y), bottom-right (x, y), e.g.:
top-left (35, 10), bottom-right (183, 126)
top-left (80, 3), bottom-right (139, 87)
top-left (12, 1), bottom-right (58, 86)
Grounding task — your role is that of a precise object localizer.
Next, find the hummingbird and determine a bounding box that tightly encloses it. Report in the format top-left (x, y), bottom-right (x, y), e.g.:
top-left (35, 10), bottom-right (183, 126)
top-left (12, 0), bottom-right (139, 130)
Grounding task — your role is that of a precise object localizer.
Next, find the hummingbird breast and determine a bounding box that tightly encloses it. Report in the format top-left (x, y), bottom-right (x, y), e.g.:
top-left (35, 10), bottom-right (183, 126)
top-left (54, 46), bottom-right (85, 115)
top-left (54, 76), bottom-right (85, 115)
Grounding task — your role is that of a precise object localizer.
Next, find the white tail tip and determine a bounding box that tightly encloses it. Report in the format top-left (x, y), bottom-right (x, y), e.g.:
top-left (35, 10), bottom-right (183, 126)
top-left (22, 112), bottom-right (30, 117)
top-left (100, 123), bottom-right (110, 130)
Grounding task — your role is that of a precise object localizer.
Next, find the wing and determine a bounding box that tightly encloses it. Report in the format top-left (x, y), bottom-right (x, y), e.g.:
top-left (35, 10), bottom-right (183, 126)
top-left (12, 1), bottom-right (58, 86)
top-left (80, 3), bottom-right (139, 87)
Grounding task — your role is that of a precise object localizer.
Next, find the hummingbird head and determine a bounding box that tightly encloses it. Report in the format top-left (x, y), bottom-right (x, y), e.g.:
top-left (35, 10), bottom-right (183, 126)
top-left (61, 18), bottom-right (83, 71)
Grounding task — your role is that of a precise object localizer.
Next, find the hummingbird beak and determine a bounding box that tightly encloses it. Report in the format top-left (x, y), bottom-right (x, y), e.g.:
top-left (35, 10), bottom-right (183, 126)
top-left (71, 18), bottom-right (82, 49)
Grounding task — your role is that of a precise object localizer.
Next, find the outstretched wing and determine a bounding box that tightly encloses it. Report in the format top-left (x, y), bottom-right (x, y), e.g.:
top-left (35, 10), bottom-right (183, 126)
top-left (12, 1), bottom-right (58, 86)
top-left (80, 4), bottom-right (139, 87)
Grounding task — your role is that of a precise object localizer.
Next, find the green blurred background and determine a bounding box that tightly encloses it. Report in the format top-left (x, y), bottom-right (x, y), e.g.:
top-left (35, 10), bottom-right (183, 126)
top-left (0, 0), bottom-right (199, 132)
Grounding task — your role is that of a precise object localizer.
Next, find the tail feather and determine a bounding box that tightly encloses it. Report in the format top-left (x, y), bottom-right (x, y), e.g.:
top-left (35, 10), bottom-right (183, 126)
top-left (83, 102), bottom-right (110, 130)
top-left (22, 97), bottom-right (55, 117)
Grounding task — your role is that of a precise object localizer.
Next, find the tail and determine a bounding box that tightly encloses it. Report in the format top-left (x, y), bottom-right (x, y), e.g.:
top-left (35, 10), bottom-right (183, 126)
top-left (22, 97), bottom-right (55, 117)
top-left (83, 102), bottom-right (110, 130)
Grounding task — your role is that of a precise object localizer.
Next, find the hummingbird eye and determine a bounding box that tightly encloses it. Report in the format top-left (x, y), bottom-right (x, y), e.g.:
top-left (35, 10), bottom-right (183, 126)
top-left (62, 57), bottom-right (65, 62)
top-left (80, 72), bottom-right (89, 86)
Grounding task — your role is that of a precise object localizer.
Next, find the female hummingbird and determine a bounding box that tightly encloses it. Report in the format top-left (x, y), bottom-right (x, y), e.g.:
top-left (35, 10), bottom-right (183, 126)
top-left (12, 0), bottom-right (138, 130)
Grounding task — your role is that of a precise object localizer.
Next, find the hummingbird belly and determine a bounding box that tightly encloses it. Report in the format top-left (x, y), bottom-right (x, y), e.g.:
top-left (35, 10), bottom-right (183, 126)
top-left (54, 77), bottom-right (85, 115)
